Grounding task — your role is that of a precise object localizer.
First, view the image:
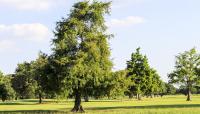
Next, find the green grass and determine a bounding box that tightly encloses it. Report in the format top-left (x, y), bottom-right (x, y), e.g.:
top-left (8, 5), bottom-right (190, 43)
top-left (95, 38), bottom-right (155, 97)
top-left (0, 95), bottom-right (200, 114)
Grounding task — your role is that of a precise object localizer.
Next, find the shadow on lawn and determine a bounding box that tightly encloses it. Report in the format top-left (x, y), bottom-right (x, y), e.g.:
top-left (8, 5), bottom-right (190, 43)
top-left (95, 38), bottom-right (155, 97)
top-left (15, 99), bottom-right (58, 103)
top-left (1, 104), bottom-right (200, 113)
top-left (0, 102), bottom-right (34, 105)
top-left (86, 100), bottom-right (123, 102)
top-left (0, 110), bottom-right (67, 114)
top-left (0, 102), bottom-right (52, 105)
top-left (87, 104), bottom-right (200, 110)
top-left (0, 100), bottom-right (66, 105)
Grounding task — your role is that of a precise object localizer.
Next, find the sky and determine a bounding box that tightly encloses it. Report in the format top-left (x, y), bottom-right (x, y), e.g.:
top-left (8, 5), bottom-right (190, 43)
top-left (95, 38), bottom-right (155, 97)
top-left (0, 0), bottom-right (200, 82)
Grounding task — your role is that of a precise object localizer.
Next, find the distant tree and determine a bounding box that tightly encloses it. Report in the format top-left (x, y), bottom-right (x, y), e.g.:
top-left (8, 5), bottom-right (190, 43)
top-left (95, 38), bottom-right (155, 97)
top-left (168, 48), bottom-right (200, 101)
top-left (105, 70), bottom-right (131, 99)
top-left (177, 85), bottom-right (187, 95)
top-left (51, 1), bottom-right (112, 112)
top-left (165, 83), bottom-right (176, 95)
top-left (159, 81), bottom-right (167, 97)
top-left (12, 62), bottom-right (37, 99)
top-left (194, 86), bottom-right (200, 94)
top-left (145, 69), bottom-right (163, 97)
top-left (45, 56), bottom-right (70, 99)
top-left (0, 72), bottom-right (15, 102)
top-left (177, 85), bottom-right (198, 95)
top-left (32, 52), bottom-right (49, 103)
top-left (127, 48), bottom-right (152, 100)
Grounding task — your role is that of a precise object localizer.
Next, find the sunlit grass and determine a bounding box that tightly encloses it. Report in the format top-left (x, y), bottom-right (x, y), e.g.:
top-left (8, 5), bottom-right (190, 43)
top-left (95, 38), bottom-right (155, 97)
top-left (0, 95), bottom-right (200, 114)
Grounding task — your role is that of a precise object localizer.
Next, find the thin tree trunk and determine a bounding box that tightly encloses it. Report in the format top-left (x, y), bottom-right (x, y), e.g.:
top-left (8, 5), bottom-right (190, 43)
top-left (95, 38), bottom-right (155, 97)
top-left (39, 93), bottom-right (42, 104)
top-left (160, 94), bottom-right (163, 98)
top-left (129, 93), bottom-right (133, 99)
top-left (136, 93), bottom-right (138, 99)
top-left (138, 94), bottom-right (142, 100)
top-left (71, 89), bottom-right (85, 112)
top-left (186, 86), bottom-right (191, 101)
top-left (150, 94), bottom-right (153, 98)
top-left (84, 94), bottom-right (89, 102)
top-left (84, 89), bottom-right (89, 102)
top-left (2, 95), bottom-right (5, 102)
top-left (136, 93), bottom-right (142, 100)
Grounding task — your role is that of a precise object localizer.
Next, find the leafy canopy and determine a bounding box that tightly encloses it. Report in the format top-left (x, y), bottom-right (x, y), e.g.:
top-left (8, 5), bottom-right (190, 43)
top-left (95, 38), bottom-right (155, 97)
top-left (52, 1), bottom-right (113, 96)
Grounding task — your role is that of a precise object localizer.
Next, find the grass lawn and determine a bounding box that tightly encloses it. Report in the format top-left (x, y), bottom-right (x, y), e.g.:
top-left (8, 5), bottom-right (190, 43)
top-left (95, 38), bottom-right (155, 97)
top-left (0, 95), bottom-right (200, 114)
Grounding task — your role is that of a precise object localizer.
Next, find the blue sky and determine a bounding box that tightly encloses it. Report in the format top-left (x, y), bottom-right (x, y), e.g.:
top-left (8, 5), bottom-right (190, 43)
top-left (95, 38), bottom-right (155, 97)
top-left (0, 0), bottom-right (200, 81)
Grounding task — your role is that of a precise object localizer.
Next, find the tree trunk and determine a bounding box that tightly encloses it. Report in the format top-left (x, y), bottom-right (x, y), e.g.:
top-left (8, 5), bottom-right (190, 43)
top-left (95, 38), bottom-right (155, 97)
top-left (136, 93), bottom-right (138, 99)
top-left (138, 94), bottom-right (142, 100)
top-left (160, 94), bottom-right (163, 98)
top-left (39, 93), bottom-right (42, 104)
top-left (150, 94), bottom-right (153, 98)
top-left (2, 95), bottom-right (5, 102)
top-left (71, 89), bottom-right (85, 112)
top-left (84, 90), bottom-right (89, 102)
top-left (186, 87), bottom-right (191, 101)
top-left (129, 93), bottom-right (134, 99)
top-left (136, 94), bottom-right (142, 100)
top-left (84, 94), bottom-right (89, 102)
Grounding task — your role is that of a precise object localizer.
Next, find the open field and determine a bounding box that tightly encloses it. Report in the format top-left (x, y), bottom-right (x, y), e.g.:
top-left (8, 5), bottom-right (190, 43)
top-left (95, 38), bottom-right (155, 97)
top-left (0, 95), bottom-right (200, 114)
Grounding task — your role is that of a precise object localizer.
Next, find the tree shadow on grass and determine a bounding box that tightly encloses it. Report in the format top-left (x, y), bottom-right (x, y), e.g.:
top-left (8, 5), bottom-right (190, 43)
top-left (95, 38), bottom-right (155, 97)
top-left (85, 100), bottom-right (123, 102)
top-left (0, 102), bottom-right (36, 105)
top-left (15, 99), bottom-right (59, 103)
top-left (1, 104), bottom-right (200, 113)
top-left (0, 110), bottom-right (67, 114)
top-left (86, 104), bottom-right (200, 111)
top-left (0, 100), bottom-right (66, 105)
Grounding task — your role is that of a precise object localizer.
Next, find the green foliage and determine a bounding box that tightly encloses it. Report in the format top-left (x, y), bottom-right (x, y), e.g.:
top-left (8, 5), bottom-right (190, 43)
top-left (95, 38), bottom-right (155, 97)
top-left (105, 70), bottom-right (131, 99)
top-left (168, 48), bottom-right (200, 84)
top-left (165, 83), bottom-right (176, 95)
top-left (31, 52), bottom-right (51, 102)
top-left (0, 72), bottom-right (15, 101)
top-left (12, 62), bottom-right (37, 99)
top-left (168, 48), bottom-right (200, 100)
top-left (52, 0), bottom-right (112, 89)
top-left (159, 81), bottom-right (167, 96)
top-left (145, 69), bottom-right (165, 96)
top-left (51, 0), bottom-right (113, 110)
top-left (127, 48), bottom-right (155, 98)
top-left (177, 85), bottom-right (199, 95)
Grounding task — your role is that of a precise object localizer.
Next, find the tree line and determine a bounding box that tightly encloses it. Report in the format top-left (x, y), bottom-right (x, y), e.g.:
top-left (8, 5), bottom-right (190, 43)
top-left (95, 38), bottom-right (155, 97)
top-left (0, 1), bottom-right (200, 113)
top-left (0, 48), bottom-right (176, 110)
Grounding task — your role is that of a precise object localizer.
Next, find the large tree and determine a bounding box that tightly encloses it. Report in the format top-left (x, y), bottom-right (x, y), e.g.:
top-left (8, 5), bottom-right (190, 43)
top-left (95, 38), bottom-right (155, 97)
top-left (126, 48), bottom-right (152, 100)
top-left (51, 1), bottom-right (112, 112)
top-left (168, 48), bottom-right (200, 101)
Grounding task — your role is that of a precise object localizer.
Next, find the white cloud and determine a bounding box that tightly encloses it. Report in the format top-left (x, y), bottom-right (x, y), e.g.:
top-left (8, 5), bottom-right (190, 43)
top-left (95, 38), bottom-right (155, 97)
top-left (0, 0), bottom-right (65, 10)
top-left (0, 40), bottom-right (20, 53)
top-left (110, 0), bottom-right (145, 9)
top-left (106, 16), bottom-right (145, 27)
top-left (114, 0), bottom-right (144, 3)
top-left (0, 23), bottom-right (51, 42)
